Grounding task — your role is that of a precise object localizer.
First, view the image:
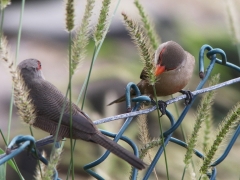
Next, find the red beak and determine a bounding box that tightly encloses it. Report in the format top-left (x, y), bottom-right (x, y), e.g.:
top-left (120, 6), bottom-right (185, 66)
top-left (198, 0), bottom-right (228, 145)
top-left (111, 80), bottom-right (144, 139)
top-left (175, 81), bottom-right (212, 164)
top-left (155, 64), bottom-right (165, 76)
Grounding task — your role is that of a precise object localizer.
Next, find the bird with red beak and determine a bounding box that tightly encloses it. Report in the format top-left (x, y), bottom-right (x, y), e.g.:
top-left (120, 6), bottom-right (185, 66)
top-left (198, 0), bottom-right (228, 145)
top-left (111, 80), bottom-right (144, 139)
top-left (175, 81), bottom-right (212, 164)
top-left (17, 59), bottom-right (146, 170)
top-left (108, 41), bottom-right (195, 106)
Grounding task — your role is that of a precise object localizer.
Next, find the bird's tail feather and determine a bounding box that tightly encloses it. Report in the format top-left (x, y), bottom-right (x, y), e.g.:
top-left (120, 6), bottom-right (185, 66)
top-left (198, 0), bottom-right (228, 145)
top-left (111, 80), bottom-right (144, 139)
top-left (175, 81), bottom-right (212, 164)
top-left (92, 133), bottom-right (146, 170)
top-left (107, 94), bottom-right (126, 106)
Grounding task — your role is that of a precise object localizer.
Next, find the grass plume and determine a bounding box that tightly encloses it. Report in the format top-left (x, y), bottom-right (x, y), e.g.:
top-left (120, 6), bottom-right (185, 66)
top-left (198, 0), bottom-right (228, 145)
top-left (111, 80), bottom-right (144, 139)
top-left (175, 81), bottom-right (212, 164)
top-left (122, 12), bottom-right (155, 85)
top-left (1, 35), bottom-right (36, 124)
top-left (134, 0), bottom-right (160, 49)
top-left (137, 109), bottom-right (151, 148)
top-left (34, 151), bottom-right (47, 180)
top-left (0, 0), bottom-right (11, 10)
top-left (200, 102), bottom-right (240, 175)
top-left (71, 0), bottom-right (95, 75)
top-left (0, 35), bottom-right (9, 62)
top-left (93, 0), bottom-right (111, 45)
top-left (14, 69), bottom-right (36, 124)
top-left (139, 138), bottom-right (162, 159)
top-left (35, 149), bottom-right (62, 180)
top-left (184, 74), bottom-right (219, 168)
top-left (202, 74), bottom-right (220, 153)
top-left (137, 107), bottom-right (159, 179)
top-left (65, 0), bottom-right (75, 32)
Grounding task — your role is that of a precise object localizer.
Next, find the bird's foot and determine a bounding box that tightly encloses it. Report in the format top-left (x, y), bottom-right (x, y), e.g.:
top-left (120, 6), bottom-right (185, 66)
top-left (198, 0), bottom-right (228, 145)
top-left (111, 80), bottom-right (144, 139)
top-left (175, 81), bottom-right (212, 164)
top-left (179, 90), bottom-right (193, 105)
top-left (127, 107), bottom-right (132, 113)
top-left (151, 100), bottom-right (167, 116)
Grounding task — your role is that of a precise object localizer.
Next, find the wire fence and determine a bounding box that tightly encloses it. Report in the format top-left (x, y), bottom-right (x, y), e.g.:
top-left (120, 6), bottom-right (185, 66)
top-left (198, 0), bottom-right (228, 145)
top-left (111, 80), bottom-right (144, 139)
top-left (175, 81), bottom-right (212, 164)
top-left (1, 44), bottom-right (240, 179)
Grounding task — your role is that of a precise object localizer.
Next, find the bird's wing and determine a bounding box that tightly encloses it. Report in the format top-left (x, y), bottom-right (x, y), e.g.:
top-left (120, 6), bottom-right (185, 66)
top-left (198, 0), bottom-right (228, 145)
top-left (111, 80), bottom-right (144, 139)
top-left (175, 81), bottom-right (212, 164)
top-left (62, 113), bottom-right (96, 134)
top-left (140, 67), bottom-right (149, 80)
top-left (34, 80), bottom-right (96, 134)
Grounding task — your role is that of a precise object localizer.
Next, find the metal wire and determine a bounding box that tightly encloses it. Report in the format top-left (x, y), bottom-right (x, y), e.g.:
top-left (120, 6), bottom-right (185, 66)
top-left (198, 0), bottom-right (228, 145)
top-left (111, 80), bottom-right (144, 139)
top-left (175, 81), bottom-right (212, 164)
top-left (1, 45), bottom-right (240, 179)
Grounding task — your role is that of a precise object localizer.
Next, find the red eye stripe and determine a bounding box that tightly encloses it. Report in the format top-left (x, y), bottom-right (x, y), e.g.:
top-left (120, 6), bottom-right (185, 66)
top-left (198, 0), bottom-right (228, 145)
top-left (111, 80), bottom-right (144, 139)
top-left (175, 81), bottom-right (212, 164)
top-left (158, 47), bottom-right (166, 65)
top-left (37, 60), bottom-right (42, 70)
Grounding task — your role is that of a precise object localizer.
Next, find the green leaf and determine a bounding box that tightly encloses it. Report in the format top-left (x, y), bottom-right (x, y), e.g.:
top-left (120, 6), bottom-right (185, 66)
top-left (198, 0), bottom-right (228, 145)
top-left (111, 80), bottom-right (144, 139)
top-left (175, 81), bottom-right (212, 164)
top-left (0, 148), bottom-right (6, 180)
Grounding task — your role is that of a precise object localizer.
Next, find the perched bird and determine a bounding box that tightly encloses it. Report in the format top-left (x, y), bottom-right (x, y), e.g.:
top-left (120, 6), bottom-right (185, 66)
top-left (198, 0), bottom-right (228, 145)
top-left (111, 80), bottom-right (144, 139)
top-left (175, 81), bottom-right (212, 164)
top-left (108, 41), bottom-right (195, 105)
top-left (17, 59), bottom-right (145, 170)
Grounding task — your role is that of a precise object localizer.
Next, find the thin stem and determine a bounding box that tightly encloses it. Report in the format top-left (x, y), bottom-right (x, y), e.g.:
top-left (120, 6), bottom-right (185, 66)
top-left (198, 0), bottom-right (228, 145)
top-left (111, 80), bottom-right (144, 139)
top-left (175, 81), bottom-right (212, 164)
top-left (181, 166), bottom-right (187, 180)
top-left (68, 32), bottom-right (74, 180)
top-left (7, 0), bottom-right (25, 143)
top-left (0, 8), bottom-right (7, 180)
top-left (76, 76), bottom-right (87, 105)
top-left (175, 93), bottom-right (196, 178)
top-left (171, 95), bottom-right (186, 140)
top-left (174, 94), bottom-right (195, 180)
top-left (15, 0), bottom-right (25, 65)
top-left (0, 8), bottom-right (4, 35)
top-left (153, 86), bottom-right (169, 180)
top-left (29, 126), bottom-right (43, 178)
top-left (81, 45), bottom-right (97, 110)
top-left (79, 0), bottom-right (121, 108)
top-left (237, 43), bottom-right (240, 65)
top-left (134, 0), bottom-right (160, 49)
top-left (7, 93), bottom-right (14, 143)
top-left (67, 1), bottom-right (121, 177)
top-left (0, 129), bottom-right (7, 145)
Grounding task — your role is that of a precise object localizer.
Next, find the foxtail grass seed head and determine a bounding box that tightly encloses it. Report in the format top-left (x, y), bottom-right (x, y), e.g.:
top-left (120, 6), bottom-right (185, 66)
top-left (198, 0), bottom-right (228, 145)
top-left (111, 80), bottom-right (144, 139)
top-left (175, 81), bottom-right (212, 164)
top-left (1, 35), bottom-right (36, 124)
top-left (139, 138), bottom-right (162, 159)
top-left (134, 0), bottom-right (160, 49)
top-left (200, 102), bottom-right (240, 175)
top-left (65, 0), bottom-right (75, 32)
top-left (14, 69), bottom-right (36, 124)
top-left (34, 151), bottom-right (47, 180)
top-left (43, 148), bottom-right (62, 180)
top-left (184, 75), bottom-right (219, 167)
top-left (71, 0), bottom-right (95, 75)
top-left (93, 0), bottom-right (111, 45)
top-left (122, 12), bottom-right (155, 85)
top-left (138, 113), bottom-right (151, 146)
top-left (202, 74), bottom-right (220, 153)
top-left (35, 148), bottom-right (62, 180)
top-left (0, 0), bottom-right (11, 10)
top-left (0, 35), bottom-right (9, 63)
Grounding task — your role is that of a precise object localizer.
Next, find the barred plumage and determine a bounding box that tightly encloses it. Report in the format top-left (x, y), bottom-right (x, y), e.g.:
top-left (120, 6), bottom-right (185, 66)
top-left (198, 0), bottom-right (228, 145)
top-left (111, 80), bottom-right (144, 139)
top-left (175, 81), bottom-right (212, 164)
top-left (17, 58), bottom-right (146, 170)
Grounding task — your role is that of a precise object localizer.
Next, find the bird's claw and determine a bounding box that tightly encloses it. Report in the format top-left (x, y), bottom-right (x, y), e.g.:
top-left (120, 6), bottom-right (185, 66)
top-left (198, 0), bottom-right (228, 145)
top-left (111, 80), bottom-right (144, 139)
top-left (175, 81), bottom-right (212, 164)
top-left (158, 100), bottom-right (167, 116)
top-left (179, 90), bottom-right (193, 105)
top-left (127, 107), bottom-right (132, 113)
top-left (151, 100), bottom-right (167, 116)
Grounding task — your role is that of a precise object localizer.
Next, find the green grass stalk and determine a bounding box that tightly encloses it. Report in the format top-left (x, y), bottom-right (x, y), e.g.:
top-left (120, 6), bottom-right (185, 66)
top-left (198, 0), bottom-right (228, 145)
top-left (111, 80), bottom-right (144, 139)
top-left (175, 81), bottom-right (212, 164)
top-left (153, 86), bottom-right (170, 180)
top-left (67, 1), bottom-right (121, 178)
top-left (134, 0), bottom-right (160, 49)
top-left (7, 0), bottom-right (25, 144)
top-left (68, 32), bottom-right (74, 180)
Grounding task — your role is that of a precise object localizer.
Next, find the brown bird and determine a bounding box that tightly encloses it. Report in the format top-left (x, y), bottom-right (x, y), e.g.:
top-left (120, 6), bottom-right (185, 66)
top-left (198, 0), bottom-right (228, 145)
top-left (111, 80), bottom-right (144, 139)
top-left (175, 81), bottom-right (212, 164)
top-left (108, 41), bottom-right (195, 105)
top-left (17, 59), bottom-right (145, 170)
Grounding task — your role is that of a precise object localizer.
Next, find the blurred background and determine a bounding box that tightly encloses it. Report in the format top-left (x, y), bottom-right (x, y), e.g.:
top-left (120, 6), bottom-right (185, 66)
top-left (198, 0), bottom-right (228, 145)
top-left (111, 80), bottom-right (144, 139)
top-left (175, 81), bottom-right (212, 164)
top-left (1, 0), bottom-right (240, 179)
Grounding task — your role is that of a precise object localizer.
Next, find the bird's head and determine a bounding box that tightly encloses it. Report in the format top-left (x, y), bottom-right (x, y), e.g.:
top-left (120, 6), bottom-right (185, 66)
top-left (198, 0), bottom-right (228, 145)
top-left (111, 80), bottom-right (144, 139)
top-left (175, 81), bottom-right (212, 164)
top-left (18, 59), bottom-right (44, 80)
top-left (154, 41), bottom-right (186, 76)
